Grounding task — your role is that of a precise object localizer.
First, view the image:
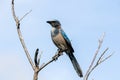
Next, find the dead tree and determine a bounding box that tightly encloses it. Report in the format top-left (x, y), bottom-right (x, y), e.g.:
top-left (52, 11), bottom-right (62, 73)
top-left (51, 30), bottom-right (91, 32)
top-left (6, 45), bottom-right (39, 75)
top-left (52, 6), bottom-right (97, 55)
top-left (11, 0), bottom-right (63, 80)
top-left (11, 0), bottom-right (113, 80)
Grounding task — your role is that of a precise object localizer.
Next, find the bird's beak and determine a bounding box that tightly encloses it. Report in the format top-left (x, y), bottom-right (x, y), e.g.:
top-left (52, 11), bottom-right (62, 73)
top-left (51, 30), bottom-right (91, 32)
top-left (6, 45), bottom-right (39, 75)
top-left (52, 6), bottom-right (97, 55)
top-left (46, 21), bottom-right (52, 24)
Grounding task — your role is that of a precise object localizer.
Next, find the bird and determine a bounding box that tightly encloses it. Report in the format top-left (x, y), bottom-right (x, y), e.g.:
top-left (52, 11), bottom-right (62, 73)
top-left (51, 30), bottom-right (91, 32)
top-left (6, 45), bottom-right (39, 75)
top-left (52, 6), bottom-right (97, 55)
top-left (47, 20), bottom-right (83, 77)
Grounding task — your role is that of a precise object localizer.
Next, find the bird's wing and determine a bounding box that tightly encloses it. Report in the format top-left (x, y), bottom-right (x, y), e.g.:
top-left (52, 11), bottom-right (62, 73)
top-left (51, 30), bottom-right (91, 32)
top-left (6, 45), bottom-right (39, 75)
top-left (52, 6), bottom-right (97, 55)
top-left (60, 29), bottom-right (74, 53)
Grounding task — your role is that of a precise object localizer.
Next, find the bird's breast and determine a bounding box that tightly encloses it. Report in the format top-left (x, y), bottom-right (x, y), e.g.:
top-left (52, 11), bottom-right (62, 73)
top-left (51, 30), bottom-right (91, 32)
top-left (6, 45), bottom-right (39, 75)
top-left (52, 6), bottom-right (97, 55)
top-left (52, 32), bottom-right (68, 50)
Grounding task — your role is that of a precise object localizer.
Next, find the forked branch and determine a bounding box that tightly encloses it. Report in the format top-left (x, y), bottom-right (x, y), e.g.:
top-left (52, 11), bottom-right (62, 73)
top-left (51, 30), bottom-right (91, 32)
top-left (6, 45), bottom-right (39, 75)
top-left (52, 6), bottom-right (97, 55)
top-left (84, 33), bottom-right (113, 80)
top-left (12, 0), bottom-right (35, 70)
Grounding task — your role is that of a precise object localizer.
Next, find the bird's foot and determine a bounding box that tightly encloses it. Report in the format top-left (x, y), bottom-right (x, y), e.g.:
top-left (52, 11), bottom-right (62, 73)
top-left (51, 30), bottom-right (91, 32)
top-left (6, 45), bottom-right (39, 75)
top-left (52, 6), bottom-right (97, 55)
top-left (52, 53), bottom-right (59, 61)
top-left (52, 49), bottom-right (63, 61)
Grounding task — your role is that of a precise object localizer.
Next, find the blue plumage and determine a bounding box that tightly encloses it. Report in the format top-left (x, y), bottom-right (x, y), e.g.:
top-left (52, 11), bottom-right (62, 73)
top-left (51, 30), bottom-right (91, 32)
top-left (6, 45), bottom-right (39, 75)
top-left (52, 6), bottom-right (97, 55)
top-left (61, 30), bottom-right (70, 43)
top-left (60, 29), bottom-right (74, 53)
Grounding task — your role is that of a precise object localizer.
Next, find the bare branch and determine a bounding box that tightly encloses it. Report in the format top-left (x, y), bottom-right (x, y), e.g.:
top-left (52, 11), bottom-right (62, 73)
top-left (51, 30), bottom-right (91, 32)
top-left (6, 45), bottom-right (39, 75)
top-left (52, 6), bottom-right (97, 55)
top-left (12, 0), bottom-right (19, 27)
top-left (99, 52), bottom-right (114, 64)
top-left (17, 29), bottom-right (35, 70)
top-left (84, 33), bottom-right (113, 80)
top-left (11, 0), bottom-right (35, 70)
top-left (84, 33), bottom-right (105, 80)
top-left (97, 48), bottom-right (109, 64)
top-left (86, 48), bottom-right (109, 78)
top-left (87, 49), bottom-right (113, 78)
top-left (20, 10), bottom-right (32, 21)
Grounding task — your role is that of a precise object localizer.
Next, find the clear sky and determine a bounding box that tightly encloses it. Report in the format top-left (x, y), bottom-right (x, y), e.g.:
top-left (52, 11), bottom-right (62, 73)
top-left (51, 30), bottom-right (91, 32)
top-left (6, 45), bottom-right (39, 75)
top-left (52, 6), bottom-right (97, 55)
top-left (0, 0), bottom-right (120, 80)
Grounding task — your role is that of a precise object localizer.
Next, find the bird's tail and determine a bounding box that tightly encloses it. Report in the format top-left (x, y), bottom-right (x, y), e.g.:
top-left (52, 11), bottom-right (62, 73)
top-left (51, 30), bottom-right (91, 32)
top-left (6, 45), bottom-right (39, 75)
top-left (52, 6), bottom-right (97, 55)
top-left (67, 52), bottom-right (83, 77)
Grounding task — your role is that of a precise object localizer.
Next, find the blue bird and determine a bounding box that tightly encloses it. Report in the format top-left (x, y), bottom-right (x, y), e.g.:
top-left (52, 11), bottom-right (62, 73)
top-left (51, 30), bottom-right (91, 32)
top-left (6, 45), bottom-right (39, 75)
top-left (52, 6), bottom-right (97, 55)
top-left (47, 20), bottom-right (83, 77)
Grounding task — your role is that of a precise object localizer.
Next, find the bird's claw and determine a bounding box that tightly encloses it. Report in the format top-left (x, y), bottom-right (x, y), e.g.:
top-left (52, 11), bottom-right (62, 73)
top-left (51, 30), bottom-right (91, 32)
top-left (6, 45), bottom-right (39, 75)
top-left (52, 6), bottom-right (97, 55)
top-left (52, 49), bottom-right (63, 61)
top-left (52, 53), bottom-right (59, 60)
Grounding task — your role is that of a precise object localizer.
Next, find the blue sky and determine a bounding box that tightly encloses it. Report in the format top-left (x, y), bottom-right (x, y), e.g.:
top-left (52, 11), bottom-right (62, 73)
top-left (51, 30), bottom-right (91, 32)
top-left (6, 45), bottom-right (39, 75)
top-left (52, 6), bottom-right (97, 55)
top-left (0, 0), bottom-right (120, 80)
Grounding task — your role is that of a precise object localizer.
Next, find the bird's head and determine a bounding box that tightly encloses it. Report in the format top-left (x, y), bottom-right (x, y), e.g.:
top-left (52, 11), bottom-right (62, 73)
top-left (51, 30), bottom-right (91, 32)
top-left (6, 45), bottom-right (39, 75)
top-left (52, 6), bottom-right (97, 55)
top-left (47, 20), bottom-right (61, 28)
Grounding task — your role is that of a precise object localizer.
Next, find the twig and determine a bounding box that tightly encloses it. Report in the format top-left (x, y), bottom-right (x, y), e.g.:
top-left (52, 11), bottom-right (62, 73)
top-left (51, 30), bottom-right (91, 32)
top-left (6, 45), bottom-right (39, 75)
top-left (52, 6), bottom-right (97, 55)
top-left (20, 10), bottom-right (32, 21)
top-left (99, 52), bottom-right (114, 64)
top-left (97, 48), bottom-right (109, 64)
